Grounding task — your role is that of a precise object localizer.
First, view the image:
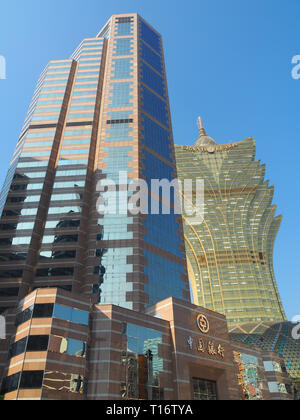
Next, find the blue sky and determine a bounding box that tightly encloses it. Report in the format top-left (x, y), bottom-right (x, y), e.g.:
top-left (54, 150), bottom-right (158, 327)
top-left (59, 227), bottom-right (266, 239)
top-left (0, 0), bottom-right (299, 320)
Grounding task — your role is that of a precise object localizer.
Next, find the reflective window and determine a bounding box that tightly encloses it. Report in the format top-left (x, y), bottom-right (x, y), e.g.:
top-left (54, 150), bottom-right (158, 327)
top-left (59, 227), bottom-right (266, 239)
top-left (70, 97), bottom-right (96, 104)
top-left (113, 38), bottom-right (133, 56)
top-left (7, 194), bottom-right (41, 203)
top-left (19, 371), bottom-right (44, 389)
top-left (56, 169), bottom-right (87, 177)
top-left (72, 91), bottom-right (97, 97)
top-left (109, 82), bottom-right (133, 107)
top-left (144, 250), bottom-right (185, 306)
top-left (105, 123), bottom-right (133, 142)
top-left (268, 382), bottom-right (288, 394)
top-left (263, 361), bottom-right (282, 373)
top-left (12, 237), bottom-right (32, 245)
top-left (21, 208), bottom-right (38, 216)
top-left (69, 106), bottom-right (94, 112)
top-left (8, 335), bottom-right (49, 359)
top-left (43, 80), bottom-right (68, 85)
top-left (49, 335), bottom-right (86, 357)
top-left (67, 113), bottom-right (94, 120)
top-left (141, 42), bottom-right (163, 74)
top-left (14, 171), bottom-right (46, 179)
top-left (39, 93), bottom-right (64, 98)
top-left (39, 248), bottom-right (75, 260)
top-left (48, 206), bottom-right (82, 215)
top-left (45, 220), bottom-right (80, 229)
top-left (58, 159), bottom-right (88, 166)
top-left (24, 141), bottom-right (53, 148)
top-left (43, 371), bottom-right (85, 394)
top-left (0, 287), bottom-right (19, 297)
top-left (15, 304), bottom-right (54, 327)
top-left (36, 267), bottom-right (74, 277)
top-left (47, 67), bottom-right (70, 73)
top-left (42, 234), bottom-right (78, 244)
top-left (40, 86), bottom-right (66, 92)
top-left (33, 303), bottom-right (54, 318)
top-left (8, 337), bottom-right (27, 359)
top-left (31, 115), bottom-right (59, 121)
top-left (36, 100), bottom-right (63, 105)
top-left (60, 149), bottom-right (90, 156)
top-left (26, 335), bottom-right (49, 352)
top-left (141, 62), bottom-right (165, 98)
top-left (17, 161), bottom-right (49, 169)
top-left (140, 20), bottom-right (161, 54)
top-left (141, 86), bottom-right (168, 126)
top-left (1, 372), bottom-right (20, 394)
top-left (77, 65), bottom-right (100, 70)
top-left (15, 222), bottom-right (35, 230)
top-left (0, 269), bottom-right (23, 278)
top-left (63, 129), bottom-right (92, 137)
top-left (53, 304), bottom-right (89, 326)
top-left (115, 21), bottom-right (133, 36)
top-left (75, 71), bottom-right (99, 76)
top-left (121, 323), bottom-right (164, 400)
top-left (15, 305), bottom-right (34, 327)
top-left (0, 253), bottom-right (27, 262)
top-left (111, 58), bottom-right (133, 79)
top-left (75, 77), bottom-right (98, 83)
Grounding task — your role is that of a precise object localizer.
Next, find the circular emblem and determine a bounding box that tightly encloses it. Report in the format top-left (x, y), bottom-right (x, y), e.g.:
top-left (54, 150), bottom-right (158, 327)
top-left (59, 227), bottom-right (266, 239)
top-left (197, 314), bottom-right (210, 334)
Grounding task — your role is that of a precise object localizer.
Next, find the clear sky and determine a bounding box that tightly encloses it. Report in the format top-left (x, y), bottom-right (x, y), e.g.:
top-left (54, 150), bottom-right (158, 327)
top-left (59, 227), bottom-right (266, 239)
top-left (0, 0), bottom-right (299, 320)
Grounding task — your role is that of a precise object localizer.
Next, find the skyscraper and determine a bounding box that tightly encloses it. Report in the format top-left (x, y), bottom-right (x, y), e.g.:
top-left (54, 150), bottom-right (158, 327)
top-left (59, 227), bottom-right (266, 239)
top-left (0, 14), bottom-right (294, 402)
top-left (175, 120), bottom-right (286, 327)
top-left (0, 13), bottom-right (189, 316)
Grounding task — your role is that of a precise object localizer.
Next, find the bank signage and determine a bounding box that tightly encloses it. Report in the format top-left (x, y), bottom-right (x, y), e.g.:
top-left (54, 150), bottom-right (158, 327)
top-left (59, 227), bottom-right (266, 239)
top-left (186, 314), bottom-right (225, 359)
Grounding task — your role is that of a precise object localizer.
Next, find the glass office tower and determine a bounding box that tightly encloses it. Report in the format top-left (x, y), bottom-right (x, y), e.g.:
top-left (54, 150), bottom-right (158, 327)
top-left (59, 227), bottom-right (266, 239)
top-left (175, 122), bottom-right (286, 327)
top-left (0, 14), bottom-right (189, 316)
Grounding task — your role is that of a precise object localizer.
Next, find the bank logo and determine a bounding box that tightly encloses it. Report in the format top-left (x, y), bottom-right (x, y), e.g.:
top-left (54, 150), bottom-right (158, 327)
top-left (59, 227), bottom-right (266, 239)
top-left (292, 315), bottom-right (300, 340)
top-left (0, 315), bottom-right (5, 339)
top-left (292, 56), bottom-right (300, 80)
top-left (196, 314), bottom-right (210, 334)
top-left (0, 56), bottom-right (6, 80)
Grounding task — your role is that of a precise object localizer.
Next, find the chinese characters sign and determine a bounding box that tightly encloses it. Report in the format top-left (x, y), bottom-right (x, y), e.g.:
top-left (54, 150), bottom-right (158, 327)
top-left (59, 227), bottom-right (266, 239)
top-left (187, 336), bottom-right (225, 359)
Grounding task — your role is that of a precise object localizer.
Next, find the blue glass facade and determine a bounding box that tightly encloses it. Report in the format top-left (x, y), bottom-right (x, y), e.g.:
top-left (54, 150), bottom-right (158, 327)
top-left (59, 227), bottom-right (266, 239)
top-left (144, 251), bottom-right (185, 306)
top-left (141, 62), bottom-right (165, 98)
top-left (99, 247), bottom-right (133, 309)
top-left (141, 86), bottom-right (169, 127)
top-left (141, 115), bottom-right (172, 161)
top-left (140, 20), bottom-right (161, 54)
top-left (141, 42), bottom-right (163, 74)
top-left (138, 17), bottom-right (188, 308)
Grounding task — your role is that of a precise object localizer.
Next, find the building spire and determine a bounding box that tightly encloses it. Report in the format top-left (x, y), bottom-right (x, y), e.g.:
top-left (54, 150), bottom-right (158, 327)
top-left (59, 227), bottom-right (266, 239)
top-left (195, 117), bottom-right (217, 147)
top-left (197, 116), bottom-right (207, 137)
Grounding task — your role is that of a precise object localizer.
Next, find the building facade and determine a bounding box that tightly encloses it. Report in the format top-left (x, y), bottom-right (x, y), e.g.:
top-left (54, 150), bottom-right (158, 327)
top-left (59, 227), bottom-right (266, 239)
top-left (174, 122), bottom-right (300, 396)
top-left (0, 13), bottom-right (189, 315)
top-left (175, 122), bottom-right (286, 327)
top-left (0, 288), bottom-right (293, 400)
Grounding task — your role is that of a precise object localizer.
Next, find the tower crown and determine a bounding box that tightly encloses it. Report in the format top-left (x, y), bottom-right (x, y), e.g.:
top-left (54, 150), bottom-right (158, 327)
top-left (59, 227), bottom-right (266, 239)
top-left (195, 116), bottom-right (217, 147)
